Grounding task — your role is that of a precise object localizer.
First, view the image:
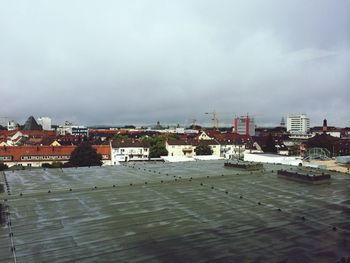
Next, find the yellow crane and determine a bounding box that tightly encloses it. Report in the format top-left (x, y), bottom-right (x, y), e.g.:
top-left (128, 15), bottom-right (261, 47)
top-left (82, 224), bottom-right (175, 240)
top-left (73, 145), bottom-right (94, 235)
top-left (205, 112), bottom-right (237, 129)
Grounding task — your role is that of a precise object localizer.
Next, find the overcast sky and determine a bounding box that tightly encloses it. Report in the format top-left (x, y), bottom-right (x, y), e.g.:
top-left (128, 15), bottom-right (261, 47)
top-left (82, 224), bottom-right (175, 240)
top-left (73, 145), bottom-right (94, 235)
top-left (0, 0), bottom-right (349, 127)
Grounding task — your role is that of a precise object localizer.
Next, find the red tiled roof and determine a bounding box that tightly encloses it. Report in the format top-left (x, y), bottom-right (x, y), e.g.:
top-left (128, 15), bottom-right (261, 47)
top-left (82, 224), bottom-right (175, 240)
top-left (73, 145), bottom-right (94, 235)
top-left (166, 140), bottom-right (192, 146)
top-left (93, 145), bottom-right (111, 157)
top-left (167, 139), bottom-right (220, 146)
top-left (0, 145), bottom-right (111, 162)
top-left (111, 140), bottom-right (150, 148)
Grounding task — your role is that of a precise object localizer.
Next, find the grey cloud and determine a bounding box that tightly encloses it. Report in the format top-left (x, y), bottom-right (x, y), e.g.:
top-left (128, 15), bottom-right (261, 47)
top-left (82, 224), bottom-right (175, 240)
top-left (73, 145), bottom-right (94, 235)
top-left (0, 0), bottom-right (349, 127)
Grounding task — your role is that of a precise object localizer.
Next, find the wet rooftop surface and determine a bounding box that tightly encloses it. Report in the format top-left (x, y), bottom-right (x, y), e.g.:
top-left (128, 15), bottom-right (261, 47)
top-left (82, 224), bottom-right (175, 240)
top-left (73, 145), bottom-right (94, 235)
top-left (1, 161), bottom-right (350, 263)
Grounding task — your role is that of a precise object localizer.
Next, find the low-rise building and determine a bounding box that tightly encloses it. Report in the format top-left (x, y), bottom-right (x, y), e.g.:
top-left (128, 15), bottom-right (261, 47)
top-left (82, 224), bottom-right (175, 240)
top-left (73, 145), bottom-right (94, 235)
top-left (0, 145), bottom-right (111, 167)
top-left (165, 139), bottom-right (220, 158)
top-left (111, 140), bottom-right (150, 163)
top-left (57, 122), bottom-right (89, 137)
top-left (166, 140), bottom-right (194, 158)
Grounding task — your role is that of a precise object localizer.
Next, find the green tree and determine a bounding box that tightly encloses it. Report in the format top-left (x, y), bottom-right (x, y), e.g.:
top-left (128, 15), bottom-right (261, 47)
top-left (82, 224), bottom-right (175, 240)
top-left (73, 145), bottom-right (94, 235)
top-left (195, 145), bottom-right (213, 155)
top-left (262, 133), bottom-right (277, 153)
top-left (140, 135), bottom-right (168, 158)
top-left (0, 163), bottom-right (8, 171)
top-left (113, 134), bottom-right (130, 140)
top-left (150, 142), bottom-right (168, 158)
top-left (68, 142), bottom-right (102, 167)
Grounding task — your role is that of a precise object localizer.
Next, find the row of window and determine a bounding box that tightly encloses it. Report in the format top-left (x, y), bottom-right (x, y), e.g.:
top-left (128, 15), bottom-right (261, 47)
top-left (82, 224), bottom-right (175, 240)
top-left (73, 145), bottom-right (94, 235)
top-left (115, 149), bottom-right (148, 153)
top-left (21, 155), bottom-right (70, 161)
top-left (0, 156), bottom-right (12, 161)
top-left (171, 145), bottom-right (217, 148)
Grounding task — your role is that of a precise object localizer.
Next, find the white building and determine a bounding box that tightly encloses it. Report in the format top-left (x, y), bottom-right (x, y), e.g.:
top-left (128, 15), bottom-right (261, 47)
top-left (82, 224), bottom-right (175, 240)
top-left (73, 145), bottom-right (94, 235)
top-left (37, 117), bottom-right (52, 130)
top-left (57, 122), bottom-right (89, 136)
top-left (166, 140), bottom-right (194, 158)
top-left (220, 142), bottom-right (245, 159)
top-left (165, 140), bottom-right (221, 158)
top-left (287, 114), bottom-right (310, 134)
top-left (7, 121), bottom-right (19, 131)
top-left (244, 153), bottom-right (303, 166)
top-left (111, 140), bottom-right (150, 164)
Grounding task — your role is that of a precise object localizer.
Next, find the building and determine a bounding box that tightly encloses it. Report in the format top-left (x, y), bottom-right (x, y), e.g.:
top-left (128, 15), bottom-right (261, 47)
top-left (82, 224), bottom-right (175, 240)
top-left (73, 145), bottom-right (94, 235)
top-left (166, 140), bottom-right (194, 158)
top-left (111, 140), bottom-right (150, 163)
top-left (165, 139), bottom-right (221, 158)
top-left (37, 117), bottom-right (52, 130)
top-left (0, 145), bottom-right (111, 167)
top-left (7, 121), bottom-right (18, 131)
top-left (57, 122), bottom-right (89, 137)
top-left (244, 152), bottom-right (303, 166)
top-left (234, 116), bottom-right (255, 136)
top-left (310, 119), bottom-right (342, 138)
top-left (287, 114), bottom-right (310, 134)
top-left (23, 116), bottom-right (42, 131)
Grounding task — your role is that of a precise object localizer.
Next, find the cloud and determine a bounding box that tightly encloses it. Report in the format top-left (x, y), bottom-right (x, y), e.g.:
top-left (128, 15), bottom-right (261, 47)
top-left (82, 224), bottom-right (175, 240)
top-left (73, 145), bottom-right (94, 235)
top-left (0, 0), bottom-right (349, 127)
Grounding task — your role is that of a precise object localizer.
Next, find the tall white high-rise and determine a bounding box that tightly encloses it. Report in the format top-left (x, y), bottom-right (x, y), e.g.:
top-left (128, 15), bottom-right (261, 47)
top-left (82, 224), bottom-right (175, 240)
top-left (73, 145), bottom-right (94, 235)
top-left (287, 114), bottom-right (310, 134)
top-left (37, 117), bottom-right (52, 130)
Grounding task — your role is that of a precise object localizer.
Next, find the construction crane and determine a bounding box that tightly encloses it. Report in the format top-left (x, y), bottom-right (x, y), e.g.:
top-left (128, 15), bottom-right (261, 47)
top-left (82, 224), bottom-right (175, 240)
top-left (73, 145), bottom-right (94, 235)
top-left (190, 119), bottom-right (197, 129)
top-left (205, 112), bottom-right (238, 129)
top-left (0, 116), bottom-right (16, 125)
top-left (205, 112), bottom-right (219, 129)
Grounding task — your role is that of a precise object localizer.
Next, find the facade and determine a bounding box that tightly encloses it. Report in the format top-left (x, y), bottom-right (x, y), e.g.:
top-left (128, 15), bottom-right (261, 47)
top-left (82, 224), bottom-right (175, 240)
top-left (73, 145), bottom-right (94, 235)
top-left (287, 114), bottom-right (310, 134)
top-left (57, 124), bottom-right (89, 136)
top-left (37, 117), bottom-right (52, 130)
top-left (244, 153), bottom-right (303, 166)
top-left (111, 140), bottom-right (150, 164)
top-left (165, 140), bottom-right (221, 158)
top-left (0, 145), bottom-right (111, 167)
top-left (234, 116), bottom-right (255, 136)
top-left (7, 121), bottom-right (18, 131)
top-left (220, 142), bottom-right (245, 159)
top-left (166, 140), bottom-right (194, 158)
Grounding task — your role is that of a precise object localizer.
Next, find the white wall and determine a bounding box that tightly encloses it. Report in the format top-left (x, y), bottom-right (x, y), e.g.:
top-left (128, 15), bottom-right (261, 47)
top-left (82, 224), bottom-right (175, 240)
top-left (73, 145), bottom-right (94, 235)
top-left (244, 153), bottom-right (303, 166)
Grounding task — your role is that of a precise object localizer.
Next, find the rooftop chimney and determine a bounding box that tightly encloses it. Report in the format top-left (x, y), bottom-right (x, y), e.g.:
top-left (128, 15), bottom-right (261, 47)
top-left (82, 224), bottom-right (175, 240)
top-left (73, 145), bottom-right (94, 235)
top-left (323, 119), bottom-right (328, 133)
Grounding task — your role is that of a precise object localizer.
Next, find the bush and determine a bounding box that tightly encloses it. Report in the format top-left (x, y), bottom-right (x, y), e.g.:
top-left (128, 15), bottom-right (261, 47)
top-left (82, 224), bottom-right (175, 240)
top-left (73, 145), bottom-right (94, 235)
top-left (42, 163), bottom-right (52, 168)
top-left (42, 162), bottom-right (64, 169)
top-left (195, 145), bottom-right (213, 155)
top-left (51, 162), bottom-right (63, 168)
top-left (0, 163), bottom-right (8, 171)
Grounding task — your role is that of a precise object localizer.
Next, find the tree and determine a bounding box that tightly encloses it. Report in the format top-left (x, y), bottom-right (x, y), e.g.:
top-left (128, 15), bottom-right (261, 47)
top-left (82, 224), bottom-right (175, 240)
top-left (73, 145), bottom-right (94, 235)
top-left (0, 163), bottom-right (8, 171)
top-left (140, 135), bottom-right (168, 158)
top-left (68, 142), bottom-right (102, 167)
top-left (42, 162), bottom-right (64, 168)
top-left (195, 145), bottom-right (213, 155)
top-left (262, 133), bottom-right (277, 153)
top-left (150, 143), bottom-right (168, 158)
top-left (113, 134), bottom-right (130, 140)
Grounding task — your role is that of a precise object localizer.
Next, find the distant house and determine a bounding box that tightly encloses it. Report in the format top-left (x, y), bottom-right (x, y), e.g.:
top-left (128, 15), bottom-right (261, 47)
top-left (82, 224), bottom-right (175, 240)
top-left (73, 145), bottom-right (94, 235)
top-left (166, 140), bottom-right (194, 158)
top-left (220, 141), bottom-right (245, 159)
top-left (0, 145), bottom-right (111, 167)
top-left (196, 131), bottom-right (213, 140)
top-left (110, 140), bottom-right (150, 164)
top-left (165, 139), bottom-right (221, 158)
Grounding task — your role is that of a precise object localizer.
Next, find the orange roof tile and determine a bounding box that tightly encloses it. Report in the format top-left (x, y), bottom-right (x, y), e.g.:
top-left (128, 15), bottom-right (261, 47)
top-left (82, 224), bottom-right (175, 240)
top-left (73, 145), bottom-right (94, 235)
top-left (0, 145), bottom-right (111, 162)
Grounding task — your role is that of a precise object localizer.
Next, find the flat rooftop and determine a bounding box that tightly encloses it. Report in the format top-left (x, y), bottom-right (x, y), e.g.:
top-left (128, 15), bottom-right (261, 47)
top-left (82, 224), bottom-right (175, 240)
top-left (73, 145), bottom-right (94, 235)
top-left (1, 161), bottom-right (350, 262)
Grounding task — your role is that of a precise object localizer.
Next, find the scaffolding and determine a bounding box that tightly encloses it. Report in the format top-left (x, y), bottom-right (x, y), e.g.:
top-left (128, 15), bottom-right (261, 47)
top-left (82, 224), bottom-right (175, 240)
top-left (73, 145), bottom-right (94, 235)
top-left (303, 147), bottom-right (331, 161)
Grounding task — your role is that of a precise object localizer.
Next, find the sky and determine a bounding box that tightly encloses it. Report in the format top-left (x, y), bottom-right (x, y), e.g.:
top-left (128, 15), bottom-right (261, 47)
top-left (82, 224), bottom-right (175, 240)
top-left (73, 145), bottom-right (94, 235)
top-left (0, 0), bottom-right (349, 127)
